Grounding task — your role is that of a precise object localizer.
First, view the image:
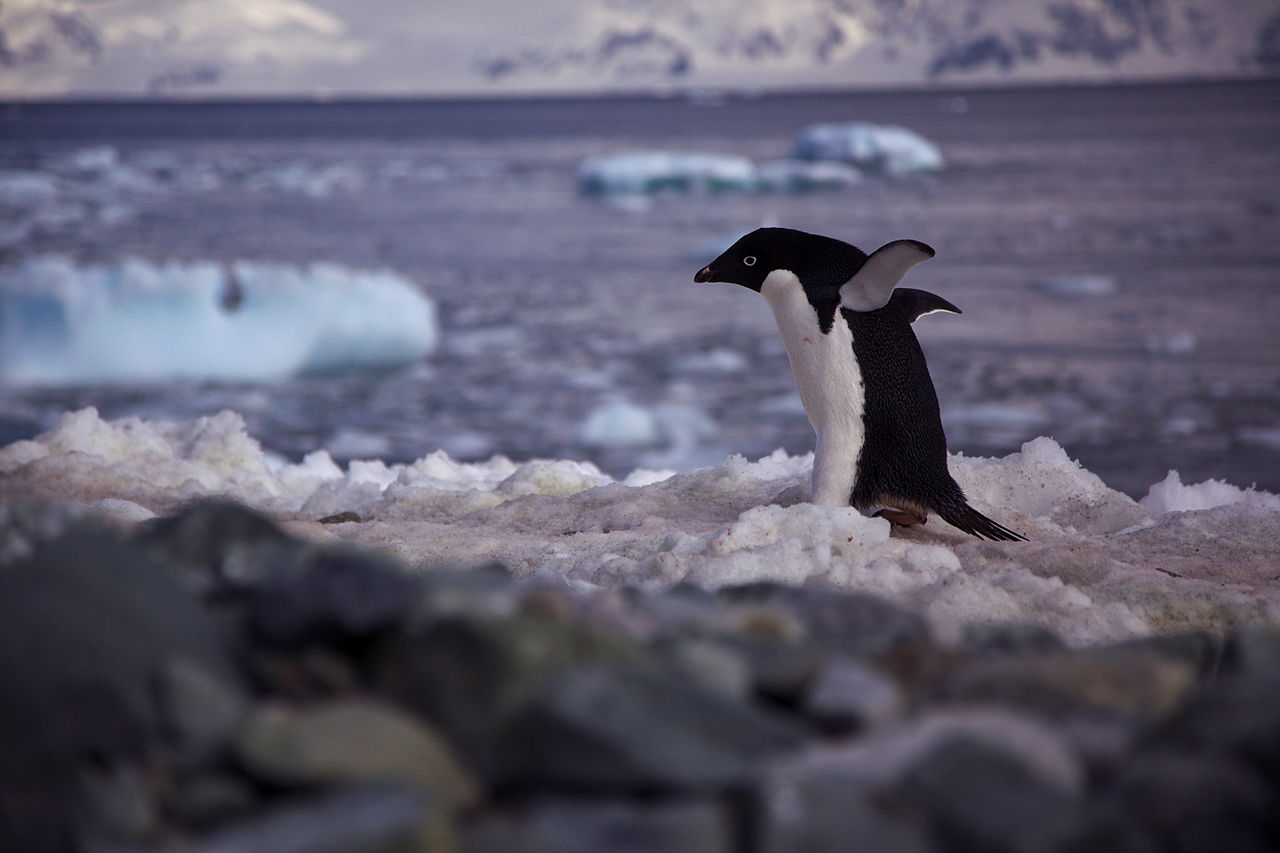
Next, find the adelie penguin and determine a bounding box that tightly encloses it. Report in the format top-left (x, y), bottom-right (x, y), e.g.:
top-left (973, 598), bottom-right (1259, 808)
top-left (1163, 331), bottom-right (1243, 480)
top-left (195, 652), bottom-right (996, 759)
top-left (695, 227), bottom-right (1025, 542)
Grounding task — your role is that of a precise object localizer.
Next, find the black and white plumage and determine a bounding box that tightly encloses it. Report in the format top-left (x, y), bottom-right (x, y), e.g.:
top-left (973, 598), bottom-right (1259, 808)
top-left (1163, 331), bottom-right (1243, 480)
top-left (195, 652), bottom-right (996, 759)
top-left (694, 227), bottom-right (1024, 542)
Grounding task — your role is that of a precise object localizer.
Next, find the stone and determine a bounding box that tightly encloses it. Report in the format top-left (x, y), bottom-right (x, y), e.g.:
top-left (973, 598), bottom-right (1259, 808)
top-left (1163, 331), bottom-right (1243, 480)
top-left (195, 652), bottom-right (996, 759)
top-left (897, 736), bottom-right (1090, 853)
top-left (464, 797), bottom-right (732, 853)
top-left (718, 583), bottom-right (932, 661)
top-left (660, 637), bottom-right (752, 700)
top-left (1105, 749), bottom-right (1280, 853)
top-left (77, 763), bottom-right (157, 842)
top-left (165, 772), bottom-right (257, 828)
top-left (937, 645), bottom-right (1200, 723)
top-left (500, 664), bottom-right (807, 791)
top-left (0, 524), bottom-right (240, 851)
top-left (140, 500), bottom-right (303, 592)
top-left (760, 772), bottom-right (932, 853)
top-left (375, 610), bottom-right (639, 767)
top-left (157, 655), bottom-right (249, 757)
top-left (247, 545), bottom-right (421, 646)
top-left (236, 699), bottom-right (480, 812)
top-left (173, 784), bottom-right (440, 853)
top-left (802, 657), bottom-right (904, 734)
top-left (959, 624), bottom-right (1065, 656)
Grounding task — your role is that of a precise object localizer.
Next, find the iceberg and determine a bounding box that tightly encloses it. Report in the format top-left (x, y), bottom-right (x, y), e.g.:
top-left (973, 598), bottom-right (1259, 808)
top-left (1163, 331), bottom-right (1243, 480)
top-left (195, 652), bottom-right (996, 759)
top-left (0, 256), bottom-right (438, 385)
top-left (3, 409), bottom-right (1279, 646)
top-left (578, 151), bottom-right (758, 195)
top-left (791, 122), bottom-right (944, 175)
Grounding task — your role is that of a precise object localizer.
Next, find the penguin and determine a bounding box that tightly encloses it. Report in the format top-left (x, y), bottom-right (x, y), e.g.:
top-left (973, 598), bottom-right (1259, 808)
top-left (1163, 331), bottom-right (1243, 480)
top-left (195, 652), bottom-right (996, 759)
top-left (694, 227), bottom-right (1025, 542)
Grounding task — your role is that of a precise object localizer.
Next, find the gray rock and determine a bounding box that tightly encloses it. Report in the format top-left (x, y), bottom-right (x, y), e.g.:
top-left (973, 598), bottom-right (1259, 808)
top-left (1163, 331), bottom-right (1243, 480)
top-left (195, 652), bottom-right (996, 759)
top-left (375, 611), bottom-right (641, 766)
top-left (236, 699), bottom-right (480, 812)
top-left (898, 736), bottom-right (1090, 853)
top-left (78, 763), bottom-right (157, 841)
top-left (140, 501), bottom-right (302, 592)
top-left (803, 657), bottom-right (904, 734)
top-left (718, 583), bottom-right (932, 661)
top-left (165, 773), bottom-right (257, 828)
top-left (760, 772), bottom-right (932, 853)
top-left (0, 525), bottom-right (241, 851)
top-left (937, 645), bottom-right (1200, 722)
top-left (174, 784), bottom-right (437, 853)
top-left (959, 624), bottom-right (1065, 657)
top-left (1106, 749), bottom-right (1280, 853)
top-left (465, 797), bottom-right (731, 853)
top-left (661, 637), bottom-right (752, 700)
top-left (157, 655), bottom-right (249, 757)
top-left (501, 664), bottom-right (807, 790)
top-left (247, 545), bottom-right (421, 646)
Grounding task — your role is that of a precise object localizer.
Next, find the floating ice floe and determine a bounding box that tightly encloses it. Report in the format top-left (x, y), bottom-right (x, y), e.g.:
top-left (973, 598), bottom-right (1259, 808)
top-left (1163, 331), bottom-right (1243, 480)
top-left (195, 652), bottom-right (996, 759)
top-left (3, 409), bottom-right (1279, 646)
top-left (755, 159), bottom-right (864, 192)
top-left (0, 255), bottom-right (439, 385)
top-left (578, 151), bottom-right (758, 195)
top-left (791, 122), bottom-right (944, 175)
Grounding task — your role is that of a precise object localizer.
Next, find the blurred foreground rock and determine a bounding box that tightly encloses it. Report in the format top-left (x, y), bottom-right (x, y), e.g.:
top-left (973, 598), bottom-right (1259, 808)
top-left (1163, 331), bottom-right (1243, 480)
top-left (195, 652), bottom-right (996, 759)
top-left (1, 501), bottom-right (1278, 852)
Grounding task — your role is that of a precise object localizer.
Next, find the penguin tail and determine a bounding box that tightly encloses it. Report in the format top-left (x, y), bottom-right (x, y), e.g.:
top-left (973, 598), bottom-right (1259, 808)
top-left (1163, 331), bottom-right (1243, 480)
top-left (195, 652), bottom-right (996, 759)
top-left (936, 501), bottom-right (1027, 542)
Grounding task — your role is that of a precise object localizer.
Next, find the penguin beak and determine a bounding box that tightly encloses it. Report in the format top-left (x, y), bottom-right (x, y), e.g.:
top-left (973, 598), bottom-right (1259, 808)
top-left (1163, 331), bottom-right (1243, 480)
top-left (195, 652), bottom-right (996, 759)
top-left (694, 265), bottom-right (715, 283)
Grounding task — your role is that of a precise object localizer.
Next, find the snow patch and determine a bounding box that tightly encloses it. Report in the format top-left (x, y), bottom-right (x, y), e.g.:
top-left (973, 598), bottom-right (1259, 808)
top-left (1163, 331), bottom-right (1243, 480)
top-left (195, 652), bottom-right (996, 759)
top-left (4, 410), bottom-right (1279, 645)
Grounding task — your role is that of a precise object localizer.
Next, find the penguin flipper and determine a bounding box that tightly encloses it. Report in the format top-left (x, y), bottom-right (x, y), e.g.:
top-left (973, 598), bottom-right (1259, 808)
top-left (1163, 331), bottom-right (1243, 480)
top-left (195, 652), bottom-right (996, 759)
top-left (839, 239), bottom-right (935, 312)
top-left (936, 501), bottom-right (1027, 542)
top-left (892, 288), bottom-right (962, 323)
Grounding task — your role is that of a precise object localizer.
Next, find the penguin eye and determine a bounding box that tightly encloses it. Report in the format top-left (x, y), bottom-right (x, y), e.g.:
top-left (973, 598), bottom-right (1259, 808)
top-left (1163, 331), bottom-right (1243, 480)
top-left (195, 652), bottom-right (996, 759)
top-left (743, 255), bottom-right (757, 267)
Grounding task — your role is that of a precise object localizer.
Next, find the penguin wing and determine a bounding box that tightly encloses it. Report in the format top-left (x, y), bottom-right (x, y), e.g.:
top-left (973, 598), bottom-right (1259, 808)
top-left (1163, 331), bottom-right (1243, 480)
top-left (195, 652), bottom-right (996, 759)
top-left (838, 239), bottom-right (935, 312)
top-left (892, 288), bottom-right (962, 323)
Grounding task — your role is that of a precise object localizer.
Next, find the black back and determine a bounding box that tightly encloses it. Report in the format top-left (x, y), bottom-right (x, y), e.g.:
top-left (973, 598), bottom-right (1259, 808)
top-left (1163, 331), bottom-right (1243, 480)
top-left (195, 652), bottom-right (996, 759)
top-left (845, 289), bottom-right (959, 510)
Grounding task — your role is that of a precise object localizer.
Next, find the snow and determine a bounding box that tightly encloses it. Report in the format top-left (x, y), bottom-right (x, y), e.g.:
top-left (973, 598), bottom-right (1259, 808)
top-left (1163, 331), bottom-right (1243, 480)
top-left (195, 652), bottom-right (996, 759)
top-left (4, 409), bottom-right (1279, 646)
top-left (0, 255), bottom-right (439, 385)
top-left (756, 159), bottom-right (863, 192)
top-left (791, 122), bottom-right (944, 176)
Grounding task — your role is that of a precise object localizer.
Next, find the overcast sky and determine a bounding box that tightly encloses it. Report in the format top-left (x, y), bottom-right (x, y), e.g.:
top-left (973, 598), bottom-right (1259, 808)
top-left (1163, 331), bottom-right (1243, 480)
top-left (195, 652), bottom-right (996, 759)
top-left (2, 0), bottom-right (1275, 98)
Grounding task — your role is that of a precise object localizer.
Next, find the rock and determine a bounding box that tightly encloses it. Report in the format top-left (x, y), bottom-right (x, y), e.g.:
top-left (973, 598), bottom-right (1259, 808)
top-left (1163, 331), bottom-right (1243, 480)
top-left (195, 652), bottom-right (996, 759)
top-left (1161, 661), bottom-right (1280, 782)
top-left (246, 545), bottom-right (421, 646)
top-left (802, 657), bottom-right (904, 734)
top-left (1110, 631), bottom-right (1223, 680)
top-left (718, 584), bottom-right (932, 662)
top-left (898, 736), bottom-right (1089, 853)
top-left (157, 655), bottom-right (249, 757)
top-left (0, 524), bottom-right (240, 851)
top-left (937, 645), bottom-right (1200, 723)
top-left (1104, 749), bottom-right (1280, 853)
top-left (959, 624), bottom-right (1065, 656)
top-left (760, 772), bottom-right (932, 853)
top-left (78, 763), bottom-right (157, 842)
top-left (500, 664), bottom-right (807, 791)
top-left (140, 501), bottom-right (302, 592)
top-left (464, 797), bottom-right (732, 853)
top-left (660, 637), bottom-right (752, 700)
top-left (375, 610), bottom-right (639, 766)
top-left (170, 784), bottom-right (440, 853)
top-left (236, 699), bottom-right (480, 812)
top-left (165, 772), bottom-right (257, 828)
top-left (1218, 628), bottom-right (1280, 678)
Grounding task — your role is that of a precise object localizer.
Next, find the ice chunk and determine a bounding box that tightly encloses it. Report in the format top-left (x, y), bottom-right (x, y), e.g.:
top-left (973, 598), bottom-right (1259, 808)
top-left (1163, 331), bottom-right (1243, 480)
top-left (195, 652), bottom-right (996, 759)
top-left (578, 398), bottom-right (664, 448)
top-left (791, 122), bottom-right (944, 175)
top-left (0, 255), bottom-right (439, 385)
top-left (578, 151), bottom-right (757, 195)
top-left (756, 159), bottom-right (863, 192)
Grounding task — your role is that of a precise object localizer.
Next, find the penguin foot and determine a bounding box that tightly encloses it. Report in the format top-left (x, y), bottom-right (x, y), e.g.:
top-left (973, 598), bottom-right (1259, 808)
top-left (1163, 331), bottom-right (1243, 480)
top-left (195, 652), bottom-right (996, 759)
top-left (873, 507), bottom-right (928, 527)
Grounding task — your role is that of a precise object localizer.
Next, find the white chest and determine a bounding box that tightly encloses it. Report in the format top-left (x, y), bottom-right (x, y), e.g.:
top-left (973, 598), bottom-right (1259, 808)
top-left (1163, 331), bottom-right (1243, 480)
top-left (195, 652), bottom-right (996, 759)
top-left (760, 270), bottom-right (866, 506)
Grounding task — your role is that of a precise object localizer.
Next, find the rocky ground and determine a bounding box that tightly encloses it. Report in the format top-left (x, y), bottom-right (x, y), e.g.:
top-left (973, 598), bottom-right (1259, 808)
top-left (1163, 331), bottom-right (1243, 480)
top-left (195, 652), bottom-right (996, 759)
top-left (3, 500), bottom-right (1278, 853)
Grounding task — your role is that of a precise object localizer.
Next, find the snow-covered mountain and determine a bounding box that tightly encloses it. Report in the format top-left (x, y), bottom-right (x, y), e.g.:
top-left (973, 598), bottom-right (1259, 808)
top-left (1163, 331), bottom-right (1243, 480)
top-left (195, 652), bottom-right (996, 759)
top-left (2, 0), bottom-right (1278, 98)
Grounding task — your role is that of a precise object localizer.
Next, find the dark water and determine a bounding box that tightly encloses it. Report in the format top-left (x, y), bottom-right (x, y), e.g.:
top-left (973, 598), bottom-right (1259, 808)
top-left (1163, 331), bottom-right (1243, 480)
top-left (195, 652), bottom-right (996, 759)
top-left (2, 80), bottom-right (1278, 495)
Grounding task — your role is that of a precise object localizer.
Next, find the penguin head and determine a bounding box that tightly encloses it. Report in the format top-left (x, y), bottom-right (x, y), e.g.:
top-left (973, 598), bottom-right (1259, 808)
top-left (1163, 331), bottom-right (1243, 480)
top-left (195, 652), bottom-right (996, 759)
top-left (695, 227), bottom-right (935, 313)
top-left (694, 227), bottom-right (864, 294)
